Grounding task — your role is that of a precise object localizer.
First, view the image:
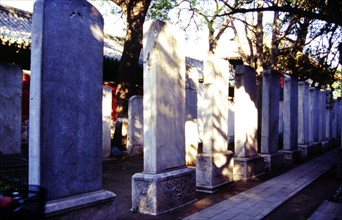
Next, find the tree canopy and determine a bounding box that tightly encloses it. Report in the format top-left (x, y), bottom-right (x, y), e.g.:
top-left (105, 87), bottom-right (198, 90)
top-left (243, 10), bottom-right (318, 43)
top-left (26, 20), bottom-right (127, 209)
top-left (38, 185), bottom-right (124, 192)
top-left (104, 0), bottom-right (341, 116)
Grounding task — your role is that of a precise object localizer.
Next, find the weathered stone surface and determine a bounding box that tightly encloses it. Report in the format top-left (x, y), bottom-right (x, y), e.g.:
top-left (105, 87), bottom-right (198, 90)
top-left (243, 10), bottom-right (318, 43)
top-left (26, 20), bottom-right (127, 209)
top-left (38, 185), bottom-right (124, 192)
top-left (283, 77), bottom-right (298, 151)
top-left (233, 65), bottom-right (264, 180)
top-left (29, 1), bottom-right (116, 219)
top-left (203, 56), bottom-right (230, 153)
top-left (45, 190), bottom-right (116, 220)
top-left (228, 98), bottom-right (235, 146)
top-left (127, 96), bottom-right (143, 156)
top-left (234, 65), bottom-right (258, 158)
top-left (298, 143), bottom-right (316, 160)
top-left (196, 153), bottom-right (233, 192)
top-left (337, 148), bottom-right (342, 178)
top-left (261, 70), bottom-right (280, 154)
top-left (318, 90), bottom-right (326, 142)
top-left (185, 66), bottom-right (200, 166)
top-left (259, 153), bottom-right (282, 171)
top-left (201, 55), bottom-right (229, 155)
top-left (132, 168), bottom-right (196, 215)
top-left (0, 62), bottom-right (22, 154)
top-left (195, 55), bottom-right (233, 192)
top-left (142, 20), bottom-right (186, 174)
top-left (298, 82), bottom-right (309, 145)
top-left (132, 20), bottom-right (195, 215)
top-left (336, 98), bottom-right (341, 142)
top-left (102, 85), bottom-right (112, 158)
top-left (233, 156), bottom-right (265, 181)
top-left (279, 100), bottom-right (284, 145)
top-left (309, 87), bottom-right (319, 142)
top-left (331, 98), bottom-right (339, 139)
top-left (259, 70), bottom-right (281, 171)
top-left (281, 149), bottom-right (302, 163)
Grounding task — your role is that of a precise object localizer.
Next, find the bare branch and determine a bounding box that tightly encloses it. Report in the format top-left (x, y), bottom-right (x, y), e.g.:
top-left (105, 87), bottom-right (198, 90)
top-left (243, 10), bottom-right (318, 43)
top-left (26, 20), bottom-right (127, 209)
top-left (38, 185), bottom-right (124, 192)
top-left (219, 5), bottom-right (342, 26)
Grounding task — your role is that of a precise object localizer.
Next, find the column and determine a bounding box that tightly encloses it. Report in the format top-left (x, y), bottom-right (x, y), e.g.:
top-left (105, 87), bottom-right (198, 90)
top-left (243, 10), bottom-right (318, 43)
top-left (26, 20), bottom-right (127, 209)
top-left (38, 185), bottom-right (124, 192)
top-left (29, 1), bottom-right (116, 219)
top-left (281, 77), bottom-right (302, 162)
top-left (132, 20), bottom-right (196, 215)
top-left (0, 63), bottom-right (22, 154)
top-left (196, 55), bottom-right (233, 193)
top-left (259, 70), bottom-right (282, 170)
top-left (233, 65), bottom-right (264, 181)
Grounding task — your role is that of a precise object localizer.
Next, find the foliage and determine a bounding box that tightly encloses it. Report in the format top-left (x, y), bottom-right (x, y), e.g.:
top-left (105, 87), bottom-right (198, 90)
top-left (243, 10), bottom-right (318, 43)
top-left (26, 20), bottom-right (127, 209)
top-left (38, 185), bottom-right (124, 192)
top-left (148, 0), bottom-right (178, 21)
top-left (104, 0), bottom-right (341, 94)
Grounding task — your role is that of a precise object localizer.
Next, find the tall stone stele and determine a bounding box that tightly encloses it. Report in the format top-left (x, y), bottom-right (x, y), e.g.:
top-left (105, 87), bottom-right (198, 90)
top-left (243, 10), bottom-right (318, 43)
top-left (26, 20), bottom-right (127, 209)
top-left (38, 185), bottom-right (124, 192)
top-left (131, 20), bottom-right (196, 215)
top-left (308, 87), bottom-right (322, 153)
top-left (281, 77), bottom-right (302, 163)
top-left (29, 0), bottom-right (116, 219)
top-left (0, 63), bottom-right (22, 154)
top-left (259, 70), bottom-right (282, 170)
top-left (126, 95), bottom-right (144, 156)
top-left (297, 81), bottom-right (315, 159)
top-left (102, 85), bottom-right (112, 158)
top-left (319, 90), bottom-right (329, 151)
top-left (196, 55), bottom-right (233, 193)
top-left (233, 65), bottom-right (264, 181)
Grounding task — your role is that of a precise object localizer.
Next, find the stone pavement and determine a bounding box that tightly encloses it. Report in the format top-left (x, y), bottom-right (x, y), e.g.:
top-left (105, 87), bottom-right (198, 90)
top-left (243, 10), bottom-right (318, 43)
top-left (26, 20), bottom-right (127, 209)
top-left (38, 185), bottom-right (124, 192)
top-left (183, 149), bottom-right (338, 220)
top-left (309, 200), bottom-right (342, 220)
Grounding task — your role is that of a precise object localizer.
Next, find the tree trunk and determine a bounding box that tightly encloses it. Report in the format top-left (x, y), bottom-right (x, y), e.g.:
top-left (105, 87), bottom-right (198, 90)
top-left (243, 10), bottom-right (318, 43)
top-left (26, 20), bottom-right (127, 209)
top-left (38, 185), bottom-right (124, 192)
top-left (270, 0), bottom-right (281, 69)
top-left (112, 0), bottom-right (151, 118)
top-left (255, 2), bottom-right (264, 76)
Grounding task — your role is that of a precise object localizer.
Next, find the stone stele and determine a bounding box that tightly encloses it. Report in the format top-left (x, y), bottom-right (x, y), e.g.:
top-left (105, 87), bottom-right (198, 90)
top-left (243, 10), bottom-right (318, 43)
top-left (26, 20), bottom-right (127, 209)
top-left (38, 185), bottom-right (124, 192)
top-left (131, 20), bottom-right (196, 215)
top-left (29, 0), bottom-right (116, 219)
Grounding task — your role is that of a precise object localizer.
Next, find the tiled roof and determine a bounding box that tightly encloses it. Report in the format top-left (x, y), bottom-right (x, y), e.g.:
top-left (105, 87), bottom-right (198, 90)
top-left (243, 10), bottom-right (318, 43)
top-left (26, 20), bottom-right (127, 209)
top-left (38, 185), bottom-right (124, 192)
top-left (0, 4), bottom-right (204, 67)
top-left (0, 4), bottom-right (124, 60)
top-left (0, 4), bottom-right (31, 47)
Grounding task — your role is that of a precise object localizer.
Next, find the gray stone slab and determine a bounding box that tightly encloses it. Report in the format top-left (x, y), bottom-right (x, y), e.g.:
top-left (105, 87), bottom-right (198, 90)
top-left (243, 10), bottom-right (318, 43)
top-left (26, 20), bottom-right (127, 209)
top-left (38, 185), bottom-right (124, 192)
top-left (309, 87), bottom-right (319, 142)
top-left (132, 20), bottom-right (195, 215)
top-left (185, 66), bottom-right (200, 166)
top-left (29, 1), bottom-right (116, 219)
top-left (45, 190), bottom-right (116, 220)
top-left (0, 62), bottom-right (22, 154)
top-left (127, 95), bottom-right (143, 156)
top-left (196, 152), bottom-right (233, 193)
top-left (102, 86), bottom-right (112, 158)
top-left (30, 0), bottom-right (105, 198)
top-left (132, 168), bottom-right (196, 215)
top-left (234, 65), bottom-right (258, 158)
top-left (298, 143), bottom-right (316, 159)
top-left (318, 90), bottom-right (326, 141)
top-left (233, 156), bottom-right (265, 181)
top-left (283, 77), bottom-right (298, 151)
top-left (261, 70), bottom-right (280, 154)
top-left (337, 148), bottom-right (342, 178)
top-left (298, 81), bottom-right (309, 144)
top-left (142, 20), bottom-right (186, 174)
top-left (196, 55), bottom-right (233, 192)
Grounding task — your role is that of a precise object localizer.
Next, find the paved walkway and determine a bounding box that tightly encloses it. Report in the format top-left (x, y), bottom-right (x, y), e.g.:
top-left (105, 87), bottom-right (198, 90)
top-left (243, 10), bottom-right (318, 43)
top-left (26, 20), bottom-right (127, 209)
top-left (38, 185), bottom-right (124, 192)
top-left (183, 150), bottom-right (338, 220)
top-left (309, 200), bottom-right (342, 220)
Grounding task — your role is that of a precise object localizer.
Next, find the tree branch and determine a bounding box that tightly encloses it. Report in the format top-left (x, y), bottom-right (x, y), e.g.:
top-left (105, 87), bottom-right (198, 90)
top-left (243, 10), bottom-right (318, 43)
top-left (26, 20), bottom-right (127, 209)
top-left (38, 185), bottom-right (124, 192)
top-left (220, 5), bottom-right (342, 26)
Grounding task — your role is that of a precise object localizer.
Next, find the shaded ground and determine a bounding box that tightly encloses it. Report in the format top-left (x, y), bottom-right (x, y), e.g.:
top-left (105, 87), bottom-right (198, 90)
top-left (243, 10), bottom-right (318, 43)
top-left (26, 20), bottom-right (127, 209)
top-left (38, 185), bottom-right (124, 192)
top-left (102, 153), bottom-right (341, 220)
top-left (265, 166), bottom-right (342, 220)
